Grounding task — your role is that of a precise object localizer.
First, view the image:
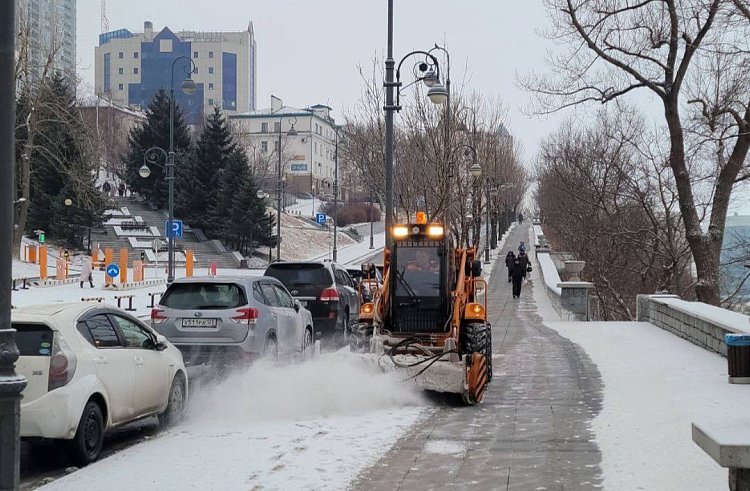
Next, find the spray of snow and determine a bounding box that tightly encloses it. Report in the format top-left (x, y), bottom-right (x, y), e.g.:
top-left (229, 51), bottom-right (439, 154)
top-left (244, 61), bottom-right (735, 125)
top-left (186, 354), bottom-right (425, 426)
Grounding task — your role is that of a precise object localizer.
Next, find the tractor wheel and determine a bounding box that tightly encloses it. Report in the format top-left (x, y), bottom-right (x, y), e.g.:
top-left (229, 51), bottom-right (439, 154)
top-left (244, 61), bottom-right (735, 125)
top-left (461, 323), bottom-right (491, 404)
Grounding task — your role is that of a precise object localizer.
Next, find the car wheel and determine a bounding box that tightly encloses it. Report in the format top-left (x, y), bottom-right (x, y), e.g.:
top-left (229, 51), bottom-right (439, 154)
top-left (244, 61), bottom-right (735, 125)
top-left (159, 373), bottom-right (186, 427)
top-left (71, 401), bottom-right (104, 465)
top-left (264, 335), bottom-right (278, 358)
top-left (302, 328), bottom-right (314, 358)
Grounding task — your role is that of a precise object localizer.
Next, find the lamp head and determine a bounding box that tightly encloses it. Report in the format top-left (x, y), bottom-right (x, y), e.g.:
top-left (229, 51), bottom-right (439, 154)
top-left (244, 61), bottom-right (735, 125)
top-left (422, 68), bottom-right (439, 88)
top-left (470, 162), bottom-right (482, 177)
top-left (64, 198), bottom-right (73, 206)
top-left (139, 164), bottom-right (152, 178)
top-left (427, 84), bottom-right (449, 105)
top-left (287, 125), bottom-right (298, 138)
top-left (181, 77), bottom-right (197, 95)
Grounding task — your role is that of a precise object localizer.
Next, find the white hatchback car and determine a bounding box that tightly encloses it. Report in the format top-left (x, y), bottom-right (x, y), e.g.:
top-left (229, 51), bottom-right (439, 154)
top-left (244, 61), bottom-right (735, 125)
top-left (13, 303), bottom-right (187, 465)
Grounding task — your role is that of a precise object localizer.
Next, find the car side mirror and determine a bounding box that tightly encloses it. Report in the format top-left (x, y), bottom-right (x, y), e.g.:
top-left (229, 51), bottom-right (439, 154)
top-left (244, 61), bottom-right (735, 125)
top-left (155, 334), bottom-right (168, 351)
top-left (471, 260), bottom-right (482, 277)
top-left (294, 300), bottom-right (301, 312)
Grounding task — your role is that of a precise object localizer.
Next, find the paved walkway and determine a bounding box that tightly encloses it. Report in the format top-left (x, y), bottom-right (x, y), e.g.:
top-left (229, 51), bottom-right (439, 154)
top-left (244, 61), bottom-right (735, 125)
top-left (351, 222), bottom-right (604, 490)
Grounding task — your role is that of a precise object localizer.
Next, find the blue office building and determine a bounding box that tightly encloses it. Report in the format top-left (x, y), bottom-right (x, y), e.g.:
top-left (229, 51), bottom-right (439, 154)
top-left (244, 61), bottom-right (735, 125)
top-left (96, 21), bottom-right (257, 125)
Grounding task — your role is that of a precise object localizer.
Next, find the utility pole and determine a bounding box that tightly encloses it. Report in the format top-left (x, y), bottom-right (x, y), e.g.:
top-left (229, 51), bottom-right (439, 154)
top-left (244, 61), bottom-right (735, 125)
top-left (0, 1), bottom-right (28, 489)
top-left (332, 128), bottom-right (338, 261)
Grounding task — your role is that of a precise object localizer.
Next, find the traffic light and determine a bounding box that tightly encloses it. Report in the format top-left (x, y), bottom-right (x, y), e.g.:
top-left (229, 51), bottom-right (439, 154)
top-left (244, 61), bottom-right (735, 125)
top-left (140, 251), bottom-right (145, 261)
top-left (64, 250), bottom-right (70, 260)
top-left (38, 232), bottom-right (45, 243)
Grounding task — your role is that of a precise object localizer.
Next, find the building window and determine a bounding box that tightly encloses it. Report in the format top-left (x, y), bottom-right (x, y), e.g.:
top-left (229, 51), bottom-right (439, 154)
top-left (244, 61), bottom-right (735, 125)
top-left (118, 67), bottom-right (123, 74)
top-left (261, 141), bottom-right (268, 153)
top-left (274, 141), bottom-right (280, 152)
top-left (134, 67), bottom-right (138, 74)
top-left (208, 99), bottom-right (214, 106)
top-left (314, 142), bottom-right (318, 154)
top-left (159, 39), bottom-right (172, 53)
top-left (118, 52), bottom-right (123, 59)
top-left (194, 51), bottom-right (199, 58)
top-left (194, 68), bottom-right (198, 74)
top-left (208, 67), bottom-right (214, 74)
top-left (261, 122), bottom-right (268, 133)
top-left (208, 83), bottom-right (214, 90)
top-left (134, 52), bottom-right (138, 59)
top-left (209, 51), bottom-right (214, 58)
top-left (274, 122), bottom-right (280, 132)
top-left (118, 83), bottom-right (123, 91)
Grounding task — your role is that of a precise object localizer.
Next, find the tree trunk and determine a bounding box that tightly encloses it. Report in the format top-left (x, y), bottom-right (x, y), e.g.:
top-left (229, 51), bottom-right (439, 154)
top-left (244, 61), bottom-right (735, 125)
top-left (13, 121), bottom-right (35, 258)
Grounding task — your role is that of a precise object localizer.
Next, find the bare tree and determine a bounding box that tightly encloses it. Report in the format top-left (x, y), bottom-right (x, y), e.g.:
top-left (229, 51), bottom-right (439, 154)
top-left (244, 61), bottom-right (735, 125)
top-left (525, 0), bottom-right (750, 305)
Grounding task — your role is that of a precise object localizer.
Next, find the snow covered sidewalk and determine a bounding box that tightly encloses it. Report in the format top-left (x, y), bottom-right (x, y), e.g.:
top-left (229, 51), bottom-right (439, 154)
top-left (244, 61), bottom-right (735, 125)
top-left (526, 244), bottom-right (750, 490)
top-left (38, 355), bottom-right (427, 491)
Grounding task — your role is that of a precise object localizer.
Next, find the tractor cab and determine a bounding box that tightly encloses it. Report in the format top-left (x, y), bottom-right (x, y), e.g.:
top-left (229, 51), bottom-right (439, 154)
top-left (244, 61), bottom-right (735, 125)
top-left (388, 217), bottom-right (453, 334)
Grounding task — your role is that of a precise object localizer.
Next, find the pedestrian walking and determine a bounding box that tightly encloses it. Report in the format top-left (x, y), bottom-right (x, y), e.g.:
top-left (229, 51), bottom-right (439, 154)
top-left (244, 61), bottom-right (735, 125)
top-left (518, 241), bottom-right (526, 253)
top-left (505, 251), bottom-right (515, 283)
top-left (118, 182), bottom-right (126, 197)
top-left (510, 257), bottom-right (525, 298)
top-left (80, 255), bottom-right (94, 289)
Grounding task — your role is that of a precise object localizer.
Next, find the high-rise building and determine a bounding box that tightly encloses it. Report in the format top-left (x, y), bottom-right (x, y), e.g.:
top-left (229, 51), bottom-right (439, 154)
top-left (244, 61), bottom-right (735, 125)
top-left (16, 0), bottom-right (77, 74)
top-left (95, 21), bottom-right (257, 125)
top-left (721, 213), bottom-right (750, 304)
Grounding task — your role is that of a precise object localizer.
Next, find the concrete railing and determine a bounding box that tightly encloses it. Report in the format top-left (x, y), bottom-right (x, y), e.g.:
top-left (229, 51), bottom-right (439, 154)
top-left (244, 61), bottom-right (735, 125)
top-left (637, 294), bottom-right (750, 356)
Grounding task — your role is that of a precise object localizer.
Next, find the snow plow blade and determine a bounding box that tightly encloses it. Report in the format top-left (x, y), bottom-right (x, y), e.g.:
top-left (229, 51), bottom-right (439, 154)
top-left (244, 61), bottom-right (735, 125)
top-left (352, 352), bottom-right (487, 403)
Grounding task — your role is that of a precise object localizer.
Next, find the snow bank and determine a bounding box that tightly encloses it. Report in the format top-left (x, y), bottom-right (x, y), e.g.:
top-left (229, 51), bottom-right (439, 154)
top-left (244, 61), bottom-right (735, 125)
top-left (544, 320), bottom-right (750, 491)
top-left (533, 224), bottom-right (544, 246)
top-left (537, 252), bottom-right (562, 296)
top-left (38, 355), bottom-right (426, 491)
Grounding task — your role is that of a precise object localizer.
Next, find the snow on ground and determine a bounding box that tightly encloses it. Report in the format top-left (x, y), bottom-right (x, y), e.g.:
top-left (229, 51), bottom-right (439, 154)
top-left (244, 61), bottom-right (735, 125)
top-left (308, 232), bottom-right (385, 265)
top-left (285, 198), bottom-right (318, 217)
top-left (280, 214), bottom-right (355, 261)
top-left (526, 239), bottom-right (747, 491)
top-left (38, 354), bottom-right (428, 491)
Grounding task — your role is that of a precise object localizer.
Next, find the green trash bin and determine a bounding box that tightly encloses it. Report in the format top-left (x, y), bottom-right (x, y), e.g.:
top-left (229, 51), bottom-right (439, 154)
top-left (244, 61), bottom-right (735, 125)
top-left (726, 334), bottom-right (750, 384)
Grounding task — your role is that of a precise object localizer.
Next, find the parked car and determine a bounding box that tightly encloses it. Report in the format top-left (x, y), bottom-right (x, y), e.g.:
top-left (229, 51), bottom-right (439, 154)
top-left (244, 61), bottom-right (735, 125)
top-left (13, 303), bottom-right (187, 465)
top-left (151, 276), bottom-right (314, 366)
top-left (264, 261), bottom-right (360, 342)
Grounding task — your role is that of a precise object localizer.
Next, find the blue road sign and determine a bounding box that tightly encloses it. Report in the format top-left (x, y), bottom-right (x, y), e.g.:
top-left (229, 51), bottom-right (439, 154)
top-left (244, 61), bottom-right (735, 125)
top-left (106, 264), bottom-right (120, 278)
top-left (165, 220), bottom-right (183, 239)
top-left (315, 213), bottom-right (327, 225)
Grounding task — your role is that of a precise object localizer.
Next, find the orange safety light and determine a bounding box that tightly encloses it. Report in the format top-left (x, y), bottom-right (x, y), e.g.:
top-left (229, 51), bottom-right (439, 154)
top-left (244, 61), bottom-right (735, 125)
top-left (362, 302), bottom-right (374, 314)
top-left (415, 212), bottom-right (427, 224)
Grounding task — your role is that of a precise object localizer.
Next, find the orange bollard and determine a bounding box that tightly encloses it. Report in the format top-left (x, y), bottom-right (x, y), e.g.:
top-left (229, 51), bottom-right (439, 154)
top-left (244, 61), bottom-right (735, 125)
top-left (55, 258), bottom-right (66, 280)
top-left (120, 248), bottom-right (128, 284)
top-left (104, 248), bottom-right (114, 285)
top-left (92, 244), bottom-right (100, 267)
top-left (133, 260), bottom-right (143, 282)
top-left (29, 245), bottom-right (37, 264)
top-left (186, 250), bottom-right (194, 277)
top-left (39, 246), bottom-right (48, 280)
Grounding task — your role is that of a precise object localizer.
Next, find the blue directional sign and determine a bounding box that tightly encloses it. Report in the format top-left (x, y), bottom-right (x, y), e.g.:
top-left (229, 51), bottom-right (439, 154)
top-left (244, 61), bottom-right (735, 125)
top-left (165, 220), bottom-right (183, 239)
top-left (315, 213), bottom-right (327, 225)
top-left (106, 264), bottom-right (120, 278)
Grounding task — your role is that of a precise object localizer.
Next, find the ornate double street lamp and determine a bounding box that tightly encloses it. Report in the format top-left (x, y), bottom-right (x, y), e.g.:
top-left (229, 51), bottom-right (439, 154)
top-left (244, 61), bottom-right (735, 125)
top-left (138, 55), bottom-right (196, 284)
top-left (383, 0), bottom-right (447, 249)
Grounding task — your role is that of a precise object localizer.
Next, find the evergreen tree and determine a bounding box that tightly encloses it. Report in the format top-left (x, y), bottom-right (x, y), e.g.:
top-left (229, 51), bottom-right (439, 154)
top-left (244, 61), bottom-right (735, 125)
top-left (24, 74), bottom-right (106, 249)
top-left (176, 106), bottom-right (236, 231)
top-left (123, 89), bottom-right (191, 207)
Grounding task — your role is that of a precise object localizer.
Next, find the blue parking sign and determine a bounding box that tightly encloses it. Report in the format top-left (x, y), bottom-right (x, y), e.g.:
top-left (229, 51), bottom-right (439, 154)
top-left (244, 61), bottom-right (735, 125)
top-left (166, 220), bottom-right (183, 238)
top-left (315, 213), bottom-right (327, 225)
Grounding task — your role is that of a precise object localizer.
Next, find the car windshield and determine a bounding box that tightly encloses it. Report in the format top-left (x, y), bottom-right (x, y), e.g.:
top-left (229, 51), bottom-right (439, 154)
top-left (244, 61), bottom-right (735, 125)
top-left (160, 283), bottom-right (246, 310)
top-left (265, 264), bottom-right (332, 286)
top-left (396, 247), bottom-right (441, 297)
top-left (12, 323), bottom-right (54, 356)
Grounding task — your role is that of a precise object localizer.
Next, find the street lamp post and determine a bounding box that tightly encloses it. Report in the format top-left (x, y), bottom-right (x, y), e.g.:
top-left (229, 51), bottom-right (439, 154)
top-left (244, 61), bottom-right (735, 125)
top-left (0, 1), bottom-right (28, 489)
top-left (369, 195), bottom-right (375, 249)
top-left (332, 127), bottom-right (340, 262)
top-left (383, 0), bottom-right (446, 250)
top-left (484, 185), bottom-right (492, 264)
top-left (469, 162), bottom-right (482, 252)
top-left (276, 116), bottom-right (298, 261)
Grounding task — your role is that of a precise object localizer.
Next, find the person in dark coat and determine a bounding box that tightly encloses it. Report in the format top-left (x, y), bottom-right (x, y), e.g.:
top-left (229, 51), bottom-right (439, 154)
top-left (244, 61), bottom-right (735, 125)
top-left (518, 251), bottom-right (529, 278)
top-left (510, 257), bottom-right (525, 298)
top-left (505, 251), bottom-right (515, 283)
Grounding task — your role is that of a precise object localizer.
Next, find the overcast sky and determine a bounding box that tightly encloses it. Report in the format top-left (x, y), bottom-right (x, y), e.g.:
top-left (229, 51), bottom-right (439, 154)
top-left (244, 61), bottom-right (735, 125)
top-left (76, 0), bottom-right (750, 213)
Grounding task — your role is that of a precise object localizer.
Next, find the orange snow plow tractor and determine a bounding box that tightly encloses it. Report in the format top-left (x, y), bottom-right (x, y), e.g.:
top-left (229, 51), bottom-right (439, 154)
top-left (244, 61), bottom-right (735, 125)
top-left (350, 219), bottom-right (491, 404)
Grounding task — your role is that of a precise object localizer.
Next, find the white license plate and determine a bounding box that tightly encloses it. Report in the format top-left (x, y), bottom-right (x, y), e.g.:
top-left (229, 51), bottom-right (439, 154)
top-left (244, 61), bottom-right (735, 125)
top-left (182, 318), bottom-right (218, 328)
top-left (299, 300), bottom-right (308, 307)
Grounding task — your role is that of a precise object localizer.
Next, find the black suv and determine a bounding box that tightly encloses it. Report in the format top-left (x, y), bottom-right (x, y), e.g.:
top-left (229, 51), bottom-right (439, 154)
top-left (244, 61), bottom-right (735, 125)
top-left (264, 261), bottom-right (360, 343)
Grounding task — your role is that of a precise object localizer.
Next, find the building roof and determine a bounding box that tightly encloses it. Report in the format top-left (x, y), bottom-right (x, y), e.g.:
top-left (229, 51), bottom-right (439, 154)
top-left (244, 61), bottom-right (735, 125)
top-left (231, 106), bottom-right (336, 126)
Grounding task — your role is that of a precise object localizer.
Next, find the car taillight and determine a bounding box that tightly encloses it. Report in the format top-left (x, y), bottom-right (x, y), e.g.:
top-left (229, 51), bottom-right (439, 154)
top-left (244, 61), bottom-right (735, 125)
top-left (320, 287), bottom-right (339, 302)
top-left (151, 308), bottom-right (168, 324)
top-left (231, 307), bottom-right (258, 325)
top-left (48, 333), bottom-right (77, 392)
